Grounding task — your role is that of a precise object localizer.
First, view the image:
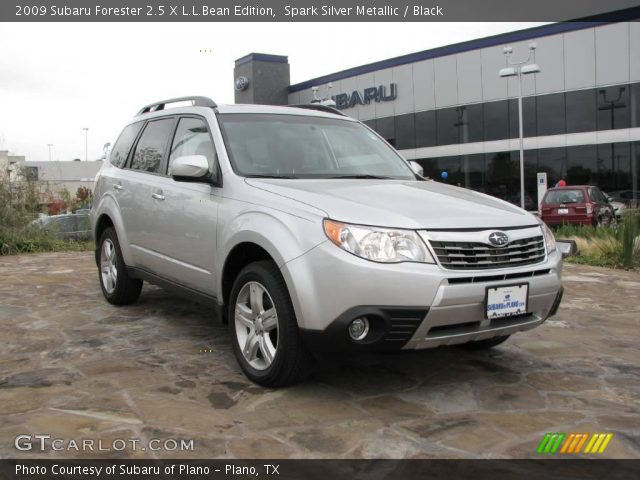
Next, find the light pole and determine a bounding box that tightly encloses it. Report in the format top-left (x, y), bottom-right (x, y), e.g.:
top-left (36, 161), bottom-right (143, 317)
top-left (598, 87), bottom-right (625, 188)
top-left (82, 127), bottom-right (89, 161)
top-left (47, 143), bottom-right (53, 162)
top-left (499, 42), bottom-right (541, 210)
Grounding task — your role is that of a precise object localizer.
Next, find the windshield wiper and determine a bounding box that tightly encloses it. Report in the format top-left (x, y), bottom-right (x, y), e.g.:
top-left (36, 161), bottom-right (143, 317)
top-left (245, 174), bottom-right (299, 179)
top-left (328, 174), bottom-right (394, 179)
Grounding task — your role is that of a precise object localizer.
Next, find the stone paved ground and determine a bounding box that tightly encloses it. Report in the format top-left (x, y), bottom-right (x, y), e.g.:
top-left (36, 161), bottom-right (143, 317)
top-left (0, 252), bottom-right (639, 459)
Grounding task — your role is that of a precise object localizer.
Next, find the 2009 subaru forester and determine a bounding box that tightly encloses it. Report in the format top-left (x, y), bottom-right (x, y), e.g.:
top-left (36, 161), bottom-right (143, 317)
top-left (91, 96), bottom-right (563, 387)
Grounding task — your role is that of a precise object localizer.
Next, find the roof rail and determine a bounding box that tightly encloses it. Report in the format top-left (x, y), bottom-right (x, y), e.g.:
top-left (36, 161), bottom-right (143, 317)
top-left (290, 104), bottom-right (347, 117)
top-left (136, 96), bottom-right (217, 115)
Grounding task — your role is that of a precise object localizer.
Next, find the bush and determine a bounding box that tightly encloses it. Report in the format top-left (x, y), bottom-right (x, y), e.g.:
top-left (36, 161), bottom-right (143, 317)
top-left (0, 229), bottom-right (93, 256)
top-left (553, 213), bottom-right (639, 269)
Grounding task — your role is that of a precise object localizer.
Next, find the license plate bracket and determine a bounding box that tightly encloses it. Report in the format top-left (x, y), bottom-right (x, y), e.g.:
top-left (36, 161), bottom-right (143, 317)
top-left (485, 283), bottom-right (529, 319)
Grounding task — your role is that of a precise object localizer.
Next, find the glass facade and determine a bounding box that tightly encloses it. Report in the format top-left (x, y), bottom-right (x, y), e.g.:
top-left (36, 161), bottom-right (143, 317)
top-left (416, 142), bottom-right (640, 210)
top-left (367, 81), bottom-right (640, 148)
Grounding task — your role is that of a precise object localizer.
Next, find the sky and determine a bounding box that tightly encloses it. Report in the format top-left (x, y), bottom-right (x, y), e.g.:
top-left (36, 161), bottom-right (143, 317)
top-left (0, 22), bottom-right (546, 162)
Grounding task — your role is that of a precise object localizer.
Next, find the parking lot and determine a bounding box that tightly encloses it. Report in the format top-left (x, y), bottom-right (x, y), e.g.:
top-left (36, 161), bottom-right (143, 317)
top-left (1, 251), bottom-right (639, 459)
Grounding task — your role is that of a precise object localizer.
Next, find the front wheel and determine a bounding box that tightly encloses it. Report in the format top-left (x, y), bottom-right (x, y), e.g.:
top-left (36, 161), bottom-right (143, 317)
top-left (228, 261), bottom-right (313, 387)
top-left (459, 335), bottom-right (510, 350)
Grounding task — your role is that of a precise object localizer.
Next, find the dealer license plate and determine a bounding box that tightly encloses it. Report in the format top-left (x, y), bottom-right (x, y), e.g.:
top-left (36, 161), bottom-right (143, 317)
top-left (486, 284), bottom-right (528, 319)
top-left (558, 208), bottom-right (569, 214)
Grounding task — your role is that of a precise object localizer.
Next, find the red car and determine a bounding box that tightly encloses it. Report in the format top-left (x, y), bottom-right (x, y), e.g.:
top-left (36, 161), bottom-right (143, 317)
top-left (540, 185), bottom-right (615, 227)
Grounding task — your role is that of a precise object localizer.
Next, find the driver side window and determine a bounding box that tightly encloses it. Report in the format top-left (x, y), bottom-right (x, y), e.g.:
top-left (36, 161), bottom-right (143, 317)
top-left (168, 117), bottom-right (215, 175)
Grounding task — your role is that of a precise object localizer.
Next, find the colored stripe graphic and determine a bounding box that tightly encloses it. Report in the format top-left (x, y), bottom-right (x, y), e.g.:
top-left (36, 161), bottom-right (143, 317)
top-left (539, 432), bottom-right (614, 454)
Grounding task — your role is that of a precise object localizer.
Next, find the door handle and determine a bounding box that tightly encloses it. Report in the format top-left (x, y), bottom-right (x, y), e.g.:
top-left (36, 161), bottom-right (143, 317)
top-left (152, 192), bottom-right (165, 201)
top-left (113, 183), bottom-right (123, 191)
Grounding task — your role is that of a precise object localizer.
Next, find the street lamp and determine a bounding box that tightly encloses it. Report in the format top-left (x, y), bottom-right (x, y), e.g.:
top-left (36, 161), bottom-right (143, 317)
top-left (82, 127), bottom-right (89, 161)
top-left (499, 42), bottom-right (541, 210)
top-left (47, 144), bottom-right (53, 162)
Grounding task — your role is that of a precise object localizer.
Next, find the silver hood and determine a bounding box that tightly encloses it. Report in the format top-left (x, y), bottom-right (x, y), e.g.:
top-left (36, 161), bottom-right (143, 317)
top-left (246, 178), bottom-right (537, 230)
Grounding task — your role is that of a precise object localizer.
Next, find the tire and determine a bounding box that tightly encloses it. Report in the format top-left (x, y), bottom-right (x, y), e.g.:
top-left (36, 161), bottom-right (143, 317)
top-left (228, 260), bottom-right (313, 387)
top-left (460, 335), bottom-right (510, 350)
top-left (97, 227), bottom-right (142, 305)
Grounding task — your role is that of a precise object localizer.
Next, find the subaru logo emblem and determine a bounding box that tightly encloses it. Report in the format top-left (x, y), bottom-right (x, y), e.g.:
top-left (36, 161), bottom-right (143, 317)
top-left (235, 76), bottom-right (249, 91)
top-left (488, 231), bottom-right (509, 247)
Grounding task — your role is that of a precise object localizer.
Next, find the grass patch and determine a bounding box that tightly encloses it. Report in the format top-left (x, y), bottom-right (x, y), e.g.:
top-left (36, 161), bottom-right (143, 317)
top-left (554, 213), bottom-right (639, 269)
top-left (0, 230), bottom-right (93, 256)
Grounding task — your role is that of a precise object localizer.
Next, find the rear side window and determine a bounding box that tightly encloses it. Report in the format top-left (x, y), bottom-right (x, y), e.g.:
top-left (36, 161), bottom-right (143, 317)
top-left (110, 122), bottom-right (143, 168)
top-left (543, 189), bottom-right (586, 204)
top-left (168, 117), bottom-right (215, 175)
top-left (130, 118), bottom-right (174, 174)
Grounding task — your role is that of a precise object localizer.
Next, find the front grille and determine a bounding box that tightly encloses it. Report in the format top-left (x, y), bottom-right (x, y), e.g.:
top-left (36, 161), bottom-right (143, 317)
top-left (430, 235), bottom-right (545, 270)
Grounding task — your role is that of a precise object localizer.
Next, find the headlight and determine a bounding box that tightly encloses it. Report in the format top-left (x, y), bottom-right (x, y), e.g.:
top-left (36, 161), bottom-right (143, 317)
top-left (538, 218), bottom-right (557, 254)
top-left (323, 219), bottom-right (435, 264)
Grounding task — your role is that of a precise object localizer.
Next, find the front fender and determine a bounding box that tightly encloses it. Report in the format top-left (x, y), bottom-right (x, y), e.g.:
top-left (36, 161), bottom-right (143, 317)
top-left (216, 208), bottom-right (325, 296)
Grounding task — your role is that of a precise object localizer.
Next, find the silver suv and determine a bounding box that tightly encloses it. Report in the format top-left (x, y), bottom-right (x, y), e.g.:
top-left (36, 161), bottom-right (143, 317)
top-left (91, 96), bottom-right (563, 387)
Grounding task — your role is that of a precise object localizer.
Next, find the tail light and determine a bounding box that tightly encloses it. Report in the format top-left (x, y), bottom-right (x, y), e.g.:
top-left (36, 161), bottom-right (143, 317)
top-left (586, 203), bottom-right (593, 214)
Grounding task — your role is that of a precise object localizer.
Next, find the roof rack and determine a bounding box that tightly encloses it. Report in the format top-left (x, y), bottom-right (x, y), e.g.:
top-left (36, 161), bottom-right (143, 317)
top-left (136, 96), bottom-right (217, 116)
top-left (290, 104), bottom-right (347, 117)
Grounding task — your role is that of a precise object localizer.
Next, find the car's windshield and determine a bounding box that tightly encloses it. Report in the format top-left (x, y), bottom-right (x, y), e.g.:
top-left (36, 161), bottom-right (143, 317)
top-left (218, 113), bottom-right (416, 180)
top-left (543, 189), bottom-right (585, 204)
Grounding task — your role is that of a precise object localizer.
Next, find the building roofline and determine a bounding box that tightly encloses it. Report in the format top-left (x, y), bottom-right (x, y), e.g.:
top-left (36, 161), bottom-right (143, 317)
top-left (235, 53), bottom-right (289, 67)
top-left (288, 6), bottom-right (640, 93)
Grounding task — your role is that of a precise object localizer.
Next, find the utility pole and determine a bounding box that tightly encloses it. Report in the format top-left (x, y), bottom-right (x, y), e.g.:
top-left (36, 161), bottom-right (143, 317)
top-left (82, 127), bottom-right (89, 161)
top-left (47, 144), bottom-right (53, 162)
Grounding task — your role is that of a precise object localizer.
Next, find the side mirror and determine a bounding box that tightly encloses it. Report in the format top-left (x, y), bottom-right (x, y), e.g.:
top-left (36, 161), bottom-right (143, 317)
top-left (409, 161), bottom-right (424, 177)
top-left (171, 155), bottom-right (210, 180)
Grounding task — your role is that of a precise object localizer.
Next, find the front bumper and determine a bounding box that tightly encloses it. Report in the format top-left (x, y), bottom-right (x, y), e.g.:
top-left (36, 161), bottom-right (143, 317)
top-left (281, 240), bottom-right (563, 352)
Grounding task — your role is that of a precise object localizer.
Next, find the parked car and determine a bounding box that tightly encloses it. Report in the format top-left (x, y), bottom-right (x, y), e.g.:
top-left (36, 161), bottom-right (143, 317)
top-left (603, 192), bottom-right (625, 221)
top-left (91, 96), bottom-right (563, 387)
top-left (540, 186), bottom-right (615, 227)
top-left (29, 213), bottom-right (91, 240)
top-left (608, 190), bottom-right (640, 208)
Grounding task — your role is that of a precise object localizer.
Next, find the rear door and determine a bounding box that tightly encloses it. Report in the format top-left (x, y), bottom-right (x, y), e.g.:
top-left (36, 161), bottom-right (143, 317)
top-left (139, 115), bottom-right (221, 295)
top-left (120, 117), bottom-right (176, 270)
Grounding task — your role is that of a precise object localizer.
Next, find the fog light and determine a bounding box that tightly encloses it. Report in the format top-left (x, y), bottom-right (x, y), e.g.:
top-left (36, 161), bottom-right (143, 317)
top-left (348, 317), bottom-right (370, 341)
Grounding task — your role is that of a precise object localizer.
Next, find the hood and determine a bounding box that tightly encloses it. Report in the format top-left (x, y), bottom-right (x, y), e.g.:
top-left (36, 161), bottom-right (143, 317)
top-left (245, 178), bottom-right (537, 230)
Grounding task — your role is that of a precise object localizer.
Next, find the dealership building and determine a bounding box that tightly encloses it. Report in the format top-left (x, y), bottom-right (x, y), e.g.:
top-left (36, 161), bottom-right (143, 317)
top-left (234, 14), bottom-right (640, 209)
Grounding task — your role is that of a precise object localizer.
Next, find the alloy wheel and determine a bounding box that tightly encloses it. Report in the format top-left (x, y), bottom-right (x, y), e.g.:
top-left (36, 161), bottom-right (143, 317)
top-left (234, 281), bottom-right (279, 370)
top-left (100, 239), bottom-right (118, 294)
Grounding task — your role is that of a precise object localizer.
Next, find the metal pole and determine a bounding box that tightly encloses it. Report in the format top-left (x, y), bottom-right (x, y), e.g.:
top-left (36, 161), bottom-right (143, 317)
top-left (83, 128), bottom-right (89, 161)
top-left (47, 144), bottom-right (53, 162)
top-left (518, 71), bottom-right (525, 210)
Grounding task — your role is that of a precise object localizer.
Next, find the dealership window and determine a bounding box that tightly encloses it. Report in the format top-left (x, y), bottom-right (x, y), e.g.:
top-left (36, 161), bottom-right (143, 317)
top-left (436, 107), bottom-right (460, 146)
top-left (536, 92), bottom-right (566, 136)
top-left (597, 85), bottom-right (630, 131)
top-left (362, 119), bottom-right (377, 131)
top-left (567, 145), bottom-right (597, 186)
top-left (463, 153), bottom-right (485, 191)
top-left (537, 147), bottom-right (567, 188)
top-left (414, 110), bottom-right (436, 148)
top-left (461, 104), bottom-right (483, 143)
top-left (483, 100), bottom-right (510, 142)
top-left (485, 151), bottom-right (521, 206)
top-left (524, 150), bottom-right (538, 207)
top-left (434, 155), bottom-right (464, 186)
top-left (597, 143), bottom-right (631, 192)
top-left (394, 113), bottom-right (416, 150)
top-left (130, 119), bottom-right (174, 174)
top-left (631, 83), bottom-right (640, 128)
top-left (566, 89), bottom-right (597, 134)
top-left (520, 96), bottom-right (537, 137)
top-left (375, 116), bottom-right (396, 147)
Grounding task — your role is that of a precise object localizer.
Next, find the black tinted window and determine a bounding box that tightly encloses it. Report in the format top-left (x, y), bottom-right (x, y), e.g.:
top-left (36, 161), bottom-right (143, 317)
top-left (536, 93), bottom-right (566, 136)
top-left (130, 119), bottom-right (174, 173)
top-left (110, 122), bottom-right (143, 168)
top-left (483, 100), bottom-right (510, 141)
top-left (415, 110), bottom-right (436, 148)
top-left (394, 113), bottom-right (415, 150)
top-left (566, 89), bottom-right (596, 133)
top-left (597, 86), bottom-right (630, 130)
